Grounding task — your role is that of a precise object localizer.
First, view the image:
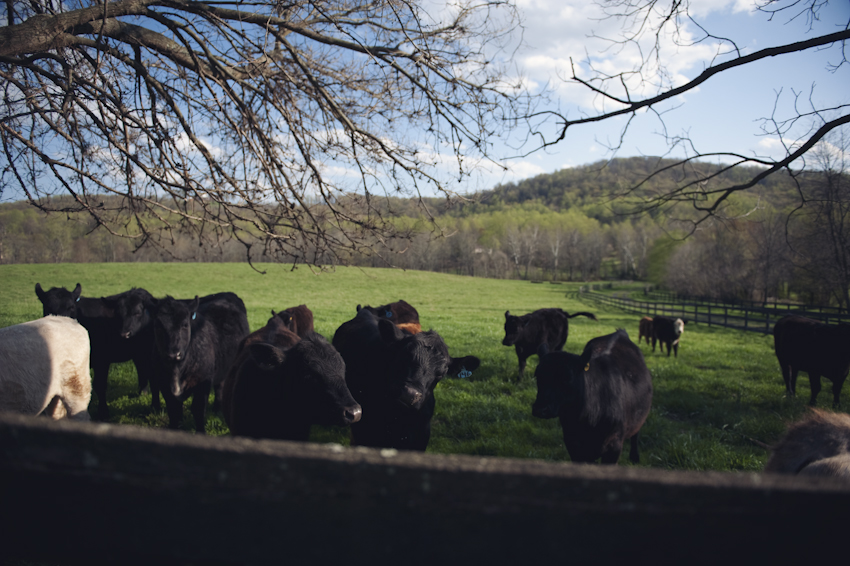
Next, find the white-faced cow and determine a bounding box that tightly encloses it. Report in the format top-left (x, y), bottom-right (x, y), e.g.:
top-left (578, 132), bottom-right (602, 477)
top-left (0, 316), bottom-right (92, 420)
top-left (651, 316), bottom-right (686, 357)
top-left (148, 293), bottom-right (249, 433)
top-left (332, 308), bottom-right (479, 451)
top-left (532, 329), bottom-right (653, 464)
top-left (222, 318), bottom-right (361, 441)
top-left (35, 283), bottom-right (154, 420)
top-left (773, 315), bottom-right (850, 407)
top-left (764, 409), bottom-right (850, 478)
top-left (502, 308), bottom-right (597, 381)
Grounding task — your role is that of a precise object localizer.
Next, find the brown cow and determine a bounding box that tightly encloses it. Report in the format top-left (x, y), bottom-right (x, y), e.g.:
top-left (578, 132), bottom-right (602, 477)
top-left (269, 304), bottom-right (314, 338)
top-left (638, 317), bottom-right (653, 345)
top-left (764, 409), bottom-right (850, 479)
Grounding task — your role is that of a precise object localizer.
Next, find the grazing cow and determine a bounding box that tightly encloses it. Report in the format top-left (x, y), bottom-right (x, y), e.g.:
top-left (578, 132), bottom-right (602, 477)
top-left (356, 299), bottom-right (422, 333)
top-left (35, 283), bottom-right (154, 420)
top-left (0, 316), bottom-right (91, 420)
top-left (333, 308), bottom-right (479, 451)
top-left (764, 409), bottom-right (850, 479)
top-left (502, 308), bottom-right (597, 380)
top-left (270, 304), bottom-right (315, 338)
top-left (652, 316), bottom-right (686, 357)
top-left (532, 329), bottom-right (653, 464)
top-left (638, 316), bottom-right (653, 345)
top-left (773, 315), bottom-right (850, 407)
top-left (222, 322), bottom-right (362, 441)
top-left (149, 294), bottom-right (249, 433)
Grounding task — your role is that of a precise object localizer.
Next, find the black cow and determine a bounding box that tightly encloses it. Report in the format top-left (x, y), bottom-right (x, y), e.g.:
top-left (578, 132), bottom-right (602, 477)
top-left (102, 288), bottom-right (244, 412)
top-left (332, 308), bottom-right (479, 451)
top-left (149, 294), bottom-right (249, 433)
top-left (356, 299), bottom-right (421, 333)
top-left (222, 321), bottom-right (362, 441)
top-left (502, 308), bottom-right (597, 380)
top-left (35, 283), bottom-right (154, 420)
top-left (532, 329), bottom-right (653, 464)
top-left (651, 316), bottom-right (686, 357)
top-left (773, 315), bottom-right (850, 407)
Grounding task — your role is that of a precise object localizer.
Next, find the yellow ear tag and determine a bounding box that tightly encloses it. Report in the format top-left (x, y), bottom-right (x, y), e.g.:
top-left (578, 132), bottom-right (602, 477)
top-left (584, 362), bottom-right (590, 372)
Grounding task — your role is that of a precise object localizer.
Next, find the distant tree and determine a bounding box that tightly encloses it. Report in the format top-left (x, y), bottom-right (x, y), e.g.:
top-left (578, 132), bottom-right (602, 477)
top-left (0, 0), bottom-right (525, 267)
top-left (539, 0), bottom-right (849, 227)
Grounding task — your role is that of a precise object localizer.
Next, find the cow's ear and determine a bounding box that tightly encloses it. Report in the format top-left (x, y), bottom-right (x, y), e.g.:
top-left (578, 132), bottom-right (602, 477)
top-left (72, 283), bottom-right (82, 301)
top-left (189, 295), bottom-right (200, 313)
top-left (448, 355), bottom-right (480, 377)
top-left (35, 283), bottom-right (46, 302)
top-left (538, 343), bottom-right (550, 357)
top-left (505, 310), bottom-right (510, 319)
top-left (378, 318), bottom-right (402, 343)
top-left (248, 343), bottom-right (286, 371)
top-left (356, 304), bottom-right (362, 312)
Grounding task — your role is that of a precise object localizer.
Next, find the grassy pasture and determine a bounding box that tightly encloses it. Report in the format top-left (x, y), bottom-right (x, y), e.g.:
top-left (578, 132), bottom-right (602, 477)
top-left (1, 262), bottom-right (844, 471)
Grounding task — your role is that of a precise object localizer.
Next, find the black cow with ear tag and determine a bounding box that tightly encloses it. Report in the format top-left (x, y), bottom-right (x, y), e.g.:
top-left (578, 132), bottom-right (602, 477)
top-left (532, 329), bottom-right (652, 464)
top-left (333, 308), bottom-right (479, 451)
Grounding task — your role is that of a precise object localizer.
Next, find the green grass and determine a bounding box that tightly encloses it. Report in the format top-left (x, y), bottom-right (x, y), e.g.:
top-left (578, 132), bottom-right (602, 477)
top-left (1, 263), bottom-right (842, 471)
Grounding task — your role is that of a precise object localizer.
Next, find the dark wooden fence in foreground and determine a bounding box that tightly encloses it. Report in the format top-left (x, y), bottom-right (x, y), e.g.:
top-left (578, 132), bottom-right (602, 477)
top-left (2, 414), bottom-right (849, 565)
top-left (581, 288), bottom-right (850, 335)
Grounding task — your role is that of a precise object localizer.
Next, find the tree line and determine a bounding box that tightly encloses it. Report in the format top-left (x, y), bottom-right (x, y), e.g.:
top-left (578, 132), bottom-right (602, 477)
top-left (2, 154), bottom-right (849, 310)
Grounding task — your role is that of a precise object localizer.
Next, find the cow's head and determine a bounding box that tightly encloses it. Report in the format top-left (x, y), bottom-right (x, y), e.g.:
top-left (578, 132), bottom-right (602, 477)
top-left (35, 282), bottom-right (81, 318)
top-left (269, 309), bottom-right (296, 334)
top-left (103, 288), bottom-right (154, 339)
top-left (532, 344), bottom-right (581, 419)
top-left (674, 318), bottom-right (685, 337)
top-left (248, 333), bottom-right (362, 426)
top-left (150, 295), bottom-right (199, 397)
top-left (502, 310), bottom-right (524, 346)
top-left (377, 319), bottom-right (480, 409)
top-left (357, 300), bottom-right (419, 325)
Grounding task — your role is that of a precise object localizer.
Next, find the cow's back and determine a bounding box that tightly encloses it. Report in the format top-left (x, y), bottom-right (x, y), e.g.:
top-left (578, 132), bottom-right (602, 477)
top-left (774, 316), bottom-right (850, 377)
top-left (0, 316), bottom-right (91, 418)
top-left (198, 298), bottom-right (250, 383)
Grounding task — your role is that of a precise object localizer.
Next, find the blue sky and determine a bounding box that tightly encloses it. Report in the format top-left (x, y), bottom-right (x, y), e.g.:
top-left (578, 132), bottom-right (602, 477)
top-left (468, 0), bottom-right (850, 191)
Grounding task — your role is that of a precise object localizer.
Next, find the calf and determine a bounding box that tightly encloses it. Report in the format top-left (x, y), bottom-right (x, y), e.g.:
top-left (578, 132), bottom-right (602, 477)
top-left (764, 409), bottom-right (850, 478)
top-left (652, 316), bottom-right (686, 357)
top-left (333, 308), bottom-right (479, 451)
top-left (0, 316), bottom-right (91, 420)
top-left (222, 323), bottom-right (361, 441)
top-left (270, 304), bottom-right (315, 338)
top-left (356, 299), bottom-right (422, 333)
top-left (35, 283), bottom-right (153, 420)
top-left (638, 316), bottom-right (653, 345)
top-left (149, 294), bottom-right (249, 433)
top-left (532, 329), bottom-right (653, 464)
top-left (502, 308), bottom-right (597, 380)
top-left (773, 315), bottom-right (850, 407)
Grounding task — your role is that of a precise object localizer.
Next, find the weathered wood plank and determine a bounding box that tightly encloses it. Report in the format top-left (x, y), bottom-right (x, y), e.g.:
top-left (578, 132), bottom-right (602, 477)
top-left (1, 413), bottom-right (847, 565)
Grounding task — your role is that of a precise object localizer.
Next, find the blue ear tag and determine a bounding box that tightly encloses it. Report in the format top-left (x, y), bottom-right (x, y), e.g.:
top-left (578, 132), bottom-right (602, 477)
top-left (192, 312), bottom-right (197, 320)
top-left (76, 297), bottom-right (80, 302)
top-left (385, 310), bottom-right (392, 318)
top-left (457, 366), bottom-right (472, 379)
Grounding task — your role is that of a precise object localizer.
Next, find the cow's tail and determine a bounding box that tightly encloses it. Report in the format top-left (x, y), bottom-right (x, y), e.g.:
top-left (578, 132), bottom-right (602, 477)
top-left (566, 311), bottom-right (598, 321)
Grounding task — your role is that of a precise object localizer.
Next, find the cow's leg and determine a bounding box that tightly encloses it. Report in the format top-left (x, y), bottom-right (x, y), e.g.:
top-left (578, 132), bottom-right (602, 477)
top-left (600, 439), bottom-right (624, 465)
top-left (628, 432), bottom-right (640, 463)
top-left (779, 363), bottom-right (794, 395)
top-left (673, 341), bottom-right (679, 357)
top-left (831, 377), bottom-right (845, 408)
top-left (651, 335), bottom-right (657, 352)
top-left (516, 346), bottom-right (527, 381)
top-left (666, 341), bottom-right (672, 357)
top-left (190, 381), bottom-right (211, 434)
top-left (90, 359), bottom-right (111, 421)
top-left (808, 373), bottom-right (822, 406)
top-left (164, 392), bottom-right (183, 429)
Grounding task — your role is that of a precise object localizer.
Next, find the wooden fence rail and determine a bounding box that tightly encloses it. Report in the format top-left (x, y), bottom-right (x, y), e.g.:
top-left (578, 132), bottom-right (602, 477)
top-left (1, 413), bottom-right (849, 565)
top-left (581, 289), bottom-right (850, 335)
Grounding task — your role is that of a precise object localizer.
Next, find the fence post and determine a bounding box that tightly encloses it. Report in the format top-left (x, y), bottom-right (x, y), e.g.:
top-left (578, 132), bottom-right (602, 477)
top-left (744, 308), bottom-right (748, 331)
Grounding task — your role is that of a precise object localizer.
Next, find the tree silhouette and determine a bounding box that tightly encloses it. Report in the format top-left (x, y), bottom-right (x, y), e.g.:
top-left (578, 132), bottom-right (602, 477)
top-left (0, 0), bottom-right (525, 267)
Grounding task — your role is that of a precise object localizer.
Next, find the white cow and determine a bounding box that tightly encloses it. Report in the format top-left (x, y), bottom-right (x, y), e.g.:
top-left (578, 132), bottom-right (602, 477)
top-left (0, 316), bottom-right (92, 420)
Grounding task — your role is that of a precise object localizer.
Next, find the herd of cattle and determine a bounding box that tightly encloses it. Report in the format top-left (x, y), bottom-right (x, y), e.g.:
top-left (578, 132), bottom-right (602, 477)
top-left (0, 283), bottom-right (848, 478)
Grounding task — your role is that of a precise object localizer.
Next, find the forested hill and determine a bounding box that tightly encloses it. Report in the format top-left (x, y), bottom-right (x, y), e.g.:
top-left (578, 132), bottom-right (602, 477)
top-left (465, 156), bottom-right (804, 215)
